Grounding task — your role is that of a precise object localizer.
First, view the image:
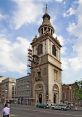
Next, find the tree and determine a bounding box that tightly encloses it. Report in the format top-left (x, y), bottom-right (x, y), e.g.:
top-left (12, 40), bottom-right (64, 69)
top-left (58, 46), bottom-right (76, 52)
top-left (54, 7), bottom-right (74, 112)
top-left (74, 81), bottom-right (82, 101)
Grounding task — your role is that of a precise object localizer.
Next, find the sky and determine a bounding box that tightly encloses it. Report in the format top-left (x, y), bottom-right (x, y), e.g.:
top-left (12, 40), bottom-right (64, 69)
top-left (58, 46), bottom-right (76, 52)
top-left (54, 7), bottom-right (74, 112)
top-left (0, 0), bottom-right (82, 84)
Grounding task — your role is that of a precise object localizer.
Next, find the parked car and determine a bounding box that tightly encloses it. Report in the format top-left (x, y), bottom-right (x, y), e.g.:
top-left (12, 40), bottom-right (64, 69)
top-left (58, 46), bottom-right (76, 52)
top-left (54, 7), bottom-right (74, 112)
top-left (59, 104), bottom-right (71, 110)
top-left (36, 103), bottom-right (50, 109)
top-left (51, 104), bottom-right (61, 110)
top-left (51, 104), bottom-right (71, 110)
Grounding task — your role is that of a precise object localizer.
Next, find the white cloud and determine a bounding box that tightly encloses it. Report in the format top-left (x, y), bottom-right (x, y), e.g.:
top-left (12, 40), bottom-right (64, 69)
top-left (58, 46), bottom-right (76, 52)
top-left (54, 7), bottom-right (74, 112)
top-left (57, 35), bottom-right (67, 55)
top-left (67, 22), bottom-right (76, 33)
top-left (61, 0), bottom-right (82, 83)
top-left (27, 0), bottom-right (63, 2)
top-left (53, 34), bottom-right (65, 46)
top-left (0, 36), bottom-right (30, 74)
top-left (53, 34), bottom-right (67, 55)
top-left (63, 7), bottom-right (76, 17)
top-left (53, 35), bottom-right (66, 55)
top-left (61, 56), bottom-right (82, 83)
top-left (0, 12), bottom-right (6, 20)
top-left (55, 0), bottom-right (63, 2)
top-left (62, 56), bottom-right (82, 72)
top-left (67, 0), bottom-right (82, 37)
top-left (66, 0), bottom-right (82, 71)
top-left (57, 35), bottom-right (64, 45)
top-left (11, 0), bottom-right (42, 29)
top-left (61, 58), bottom-right (70, 70)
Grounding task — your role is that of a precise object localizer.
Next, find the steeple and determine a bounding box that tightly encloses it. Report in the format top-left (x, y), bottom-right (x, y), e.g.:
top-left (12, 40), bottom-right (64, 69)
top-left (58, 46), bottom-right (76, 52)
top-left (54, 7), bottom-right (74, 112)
top-left (38, 5), bottom-right (54, 36)
top-left (45, 4), bottom-right (48, 14)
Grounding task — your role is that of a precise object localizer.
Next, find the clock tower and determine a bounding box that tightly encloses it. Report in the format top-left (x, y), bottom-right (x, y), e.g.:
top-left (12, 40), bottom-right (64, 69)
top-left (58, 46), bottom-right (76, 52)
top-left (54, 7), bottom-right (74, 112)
top-left (31, 5), bottom-right (62, 104)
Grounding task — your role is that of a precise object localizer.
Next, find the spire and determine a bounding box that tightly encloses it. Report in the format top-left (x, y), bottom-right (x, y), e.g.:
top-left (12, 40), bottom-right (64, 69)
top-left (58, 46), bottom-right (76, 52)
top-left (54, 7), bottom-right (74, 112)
top-left (45, 4), bottom-right (48, 14)
top-left (38, 5), bottom-right (55, 36)
top-left (43, 4), bottom-right (50, 20)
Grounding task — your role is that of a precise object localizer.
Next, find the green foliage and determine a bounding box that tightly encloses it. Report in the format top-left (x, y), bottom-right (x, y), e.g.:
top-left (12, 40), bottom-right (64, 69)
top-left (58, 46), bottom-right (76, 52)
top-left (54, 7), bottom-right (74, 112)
top-left (74, 81), bottom-right (82, 100)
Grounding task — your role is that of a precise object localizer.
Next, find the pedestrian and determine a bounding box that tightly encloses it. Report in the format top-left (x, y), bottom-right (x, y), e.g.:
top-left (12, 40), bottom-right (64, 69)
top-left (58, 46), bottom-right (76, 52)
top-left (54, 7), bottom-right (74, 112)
top-left (2, 103), bottom-right (10, 117)
top-left (75, 103), bottom-right (78, 111)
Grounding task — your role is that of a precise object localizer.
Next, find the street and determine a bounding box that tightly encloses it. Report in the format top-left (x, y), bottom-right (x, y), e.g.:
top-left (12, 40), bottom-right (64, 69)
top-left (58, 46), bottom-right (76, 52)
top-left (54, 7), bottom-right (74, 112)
top-left (0, 104), bottom-right (82, 117)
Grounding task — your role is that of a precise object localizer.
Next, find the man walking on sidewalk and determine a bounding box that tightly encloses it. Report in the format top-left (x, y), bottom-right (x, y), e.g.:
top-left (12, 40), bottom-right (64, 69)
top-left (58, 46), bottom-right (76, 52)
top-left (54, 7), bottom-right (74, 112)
top-left (2, 103), bottom-right (10, 117)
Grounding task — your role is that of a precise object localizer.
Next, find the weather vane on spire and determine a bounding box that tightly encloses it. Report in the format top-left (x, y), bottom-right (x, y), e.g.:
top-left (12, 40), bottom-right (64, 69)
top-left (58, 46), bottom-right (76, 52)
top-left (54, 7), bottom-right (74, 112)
top-left (45, 4), bottom-right (48, 14)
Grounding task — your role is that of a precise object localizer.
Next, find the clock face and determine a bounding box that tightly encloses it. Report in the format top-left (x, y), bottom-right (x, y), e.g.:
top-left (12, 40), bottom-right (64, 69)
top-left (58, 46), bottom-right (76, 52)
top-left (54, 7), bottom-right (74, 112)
top-left (33, 55), bottom-right (39, 64)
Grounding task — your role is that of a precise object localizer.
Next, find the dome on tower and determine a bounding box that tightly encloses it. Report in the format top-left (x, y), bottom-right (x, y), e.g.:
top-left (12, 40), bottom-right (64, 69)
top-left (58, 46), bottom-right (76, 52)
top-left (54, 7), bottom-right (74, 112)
top-left (38, 5), bottom-right (55, 36)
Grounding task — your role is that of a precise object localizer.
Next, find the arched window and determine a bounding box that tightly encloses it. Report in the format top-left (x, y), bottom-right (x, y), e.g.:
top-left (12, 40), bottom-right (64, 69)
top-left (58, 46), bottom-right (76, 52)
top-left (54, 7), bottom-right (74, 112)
top-left (41, 28), bottom-right (43, 34)
top-left (37, 44), bottom-right (43, 55)
top-left (52, 45), bottom-right (56, 56)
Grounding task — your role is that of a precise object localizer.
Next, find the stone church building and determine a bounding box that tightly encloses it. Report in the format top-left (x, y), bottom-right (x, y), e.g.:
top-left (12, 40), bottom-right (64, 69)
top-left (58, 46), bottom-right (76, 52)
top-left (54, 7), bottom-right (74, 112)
top-left (31, 6), bottom-right (62, 104)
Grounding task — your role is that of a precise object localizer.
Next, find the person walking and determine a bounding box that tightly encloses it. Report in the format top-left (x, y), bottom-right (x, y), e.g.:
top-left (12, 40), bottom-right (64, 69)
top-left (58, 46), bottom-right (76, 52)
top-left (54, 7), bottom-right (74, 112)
top-left (2, 103), bottom-right (10, 117)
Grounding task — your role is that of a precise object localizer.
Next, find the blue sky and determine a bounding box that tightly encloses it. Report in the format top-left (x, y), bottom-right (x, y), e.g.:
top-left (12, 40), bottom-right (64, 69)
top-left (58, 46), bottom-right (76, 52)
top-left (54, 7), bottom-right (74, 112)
top-left (0, 0), bottom-right (82, 84)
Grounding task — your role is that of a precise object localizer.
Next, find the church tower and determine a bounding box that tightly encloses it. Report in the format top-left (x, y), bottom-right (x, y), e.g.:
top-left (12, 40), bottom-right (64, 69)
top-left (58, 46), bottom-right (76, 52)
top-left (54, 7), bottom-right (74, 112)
top-left (31, 5), bottom-right (62, 104)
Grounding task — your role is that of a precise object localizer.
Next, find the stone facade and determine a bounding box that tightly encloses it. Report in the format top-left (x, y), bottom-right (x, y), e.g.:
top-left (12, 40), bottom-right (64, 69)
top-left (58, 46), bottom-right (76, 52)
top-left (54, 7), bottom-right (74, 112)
top-left (16, 75), bottom-right (32, 104)
top-left (62, 84), bottom-right (74, 104)
top-left (0, 76), bottom-right (6, 102)
top-left (1, 77), bottom-right (16, 103)
top-left (31, 7), bottom-right (62, 104)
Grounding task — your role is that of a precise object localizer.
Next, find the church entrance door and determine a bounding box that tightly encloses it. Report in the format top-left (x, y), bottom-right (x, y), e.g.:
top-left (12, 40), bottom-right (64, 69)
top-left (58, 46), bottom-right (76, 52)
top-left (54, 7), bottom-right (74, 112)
top-left (54, 94), bottom-right (56, 103)
top-left (38, 94), bottom-right (42, 103)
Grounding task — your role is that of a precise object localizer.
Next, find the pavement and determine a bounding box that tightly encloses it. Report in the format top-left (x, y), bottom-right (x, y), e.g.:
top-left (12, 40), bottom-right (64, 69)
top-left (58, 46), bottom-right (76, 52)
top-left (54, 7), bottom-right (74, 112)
top-left (0, 104), bottom-right (82, 117)
top-left (74, 106), bottom-right (82, 111)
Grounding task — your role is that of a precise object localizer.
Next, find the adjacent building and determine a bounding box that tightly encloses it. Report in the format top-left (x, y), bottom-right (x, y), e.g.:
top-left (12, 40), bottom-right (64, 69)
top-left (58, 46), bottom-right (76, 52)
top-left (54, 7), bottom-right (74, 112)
top-left (1, 77), bottom-right (16, 103)
top-left (16, 75), bottom-right (32, 104)
top-left (62, 81), bottom-right (82, 106)
top-left (0, 76), bottom-right (7, 102)
top-left (62, 84), bottom-right (74, 104)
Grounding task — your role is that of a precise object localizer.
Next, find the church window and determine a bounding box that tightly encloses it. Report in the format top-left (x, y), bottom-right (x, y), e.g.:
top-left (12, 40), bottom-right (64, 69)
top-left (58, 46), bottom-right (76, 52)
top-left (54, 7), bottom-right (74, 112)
top-left (54, 70), bottom-right (58, 81)
top-left (35, 71), bottom-right (41, 81)
top-left (52, 45), bottom-right (56, 56)
top-left (48, 28), bottom-right (50, 31)
top-left (37, 71), bottom-right (41, 78)
top-left (44, 27), bottom-right (47, 31)
top-left (51, 29), bottom-right (52, 35)
top-left (37, 44), bottom-right (43, 55)
top-left (41, 28), bottom-right (43, 34)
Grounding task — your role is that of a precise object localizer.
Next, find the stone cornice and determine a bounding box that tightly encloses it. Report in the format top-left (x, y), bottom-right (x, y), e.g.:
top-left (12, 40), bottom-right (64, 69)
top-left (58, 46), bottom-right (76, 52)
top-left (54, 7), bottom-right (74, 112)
top-left (31, 33), bottom-right (62, 48)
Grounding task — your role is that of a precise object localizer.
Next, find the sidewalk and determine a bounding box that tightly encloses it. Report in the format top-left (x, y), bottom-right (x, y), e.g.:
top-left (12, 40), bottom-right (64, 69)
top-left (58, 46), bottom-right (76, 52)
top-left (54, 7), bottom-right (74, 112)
top-left (76, 107), bottom-right (82, 111)
top-left (71, 106), bottom-right (82, 111)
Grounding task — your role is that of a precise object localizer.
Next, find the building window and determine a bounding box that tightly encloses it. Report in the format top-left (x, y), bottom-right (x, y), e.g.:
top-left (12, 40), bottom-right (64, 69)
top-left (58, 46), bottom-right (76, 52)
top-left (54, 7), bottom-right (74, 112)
top-left (41, 28), bottom-right (43, 34)
top-left (54, 70), bottom-right (58, 81)
top-left (51, 29), bottom-right (53, 35)
top-left (37, 44), bottom-right (43, 55)
top-left (44, 27), bottom-right (47, 31)
top-left (35, 71), bottom-right (42, 81)
top-left (48, 28), bottom-right (50, 31)
top-left (12, 85), bottom-right (15, 98)
top-left (37, 71), bottom-right (41, 78)
top-left (52, 45), bottom-right (56, 56)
